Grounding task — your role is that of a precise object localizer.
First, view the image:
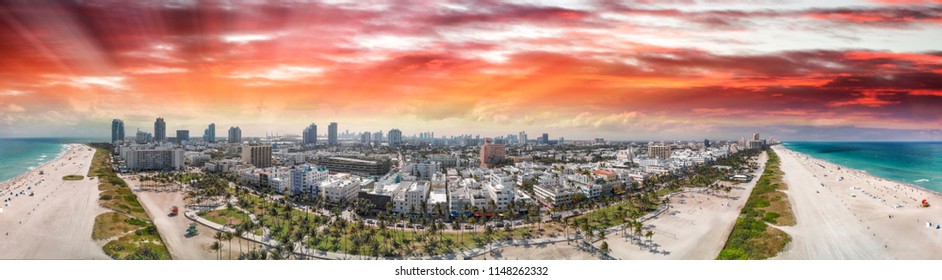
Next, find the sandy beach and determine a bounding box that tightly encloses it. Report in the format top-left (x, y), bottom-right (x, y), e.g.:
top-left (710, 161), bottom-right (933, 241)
top-left (0, 144), bottom-right (109, 259)
top-left (470, 242), bottom-right (599, 260)
top-left (602, 151), bottom-right (770, 260)
top-left (772, 145), bottom-right (942, 259)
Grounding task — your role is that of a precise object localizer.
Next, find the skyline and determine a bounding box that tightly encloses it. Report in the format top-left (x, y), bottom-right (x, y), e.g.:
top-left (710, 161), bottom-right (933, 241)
top-left (1, 0), bottom-right (941, 141)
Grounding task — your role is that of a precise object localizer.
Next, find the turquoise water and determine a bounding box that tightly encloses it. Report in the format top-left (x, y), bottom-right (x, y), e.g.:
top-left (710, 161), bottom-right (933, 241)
top-left (784, 142), bottom-right (942, 192)
top-left (0, 138), bottom-right (105, 183)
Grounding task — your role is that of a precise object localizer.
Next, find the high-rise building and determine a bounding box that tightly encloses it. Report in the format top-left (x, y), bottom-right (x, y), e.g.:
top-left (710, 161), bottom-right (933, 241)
top-left (204, 123), bottom-right (215, 143)
top-left (154, 118), bottom-right (166, 142)
top-left (373, 131), bottom-right (383, 145)
top-left (388, 129), bottom-right (402, 147)
top-left (753, 133), bottom-right (760, 141)
top-left (328, 122), bottom-right (338, 146)
top-left (228, 126), bottom-right (242, 143)
top-left (480, 139), bottom-right (507, 168)
top-left (111, 119), bottom-right (125, 143)
top-left (648, 144), bottom-right (671, 159)
top-left (518, 131), bottom-right (527, 145)
top-left (175, 130), bottom-right (189, 144)
top-left (241, 143), bottom-right (272, 168)
top-left (704, 139), bottom-right (710, 148)
top-left (135, 129), bottom-right (153, 144)
top-left (302, 123), bottom-right (318, 146)
top-left (541, 133), bottom-right (549, 144)
top-left (360, 131), bottom-right (371, 144)
top-left (317, 157), bottom-right (391, 176)
top-left (118, 146), bottom-right (184, 171)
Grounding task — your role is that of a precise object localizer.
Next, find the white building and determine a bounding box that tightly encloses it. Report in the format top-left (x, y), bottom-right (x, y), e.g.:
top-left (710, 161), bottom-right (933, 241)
top-left (120, 145), bottom-right (185, 171)
top-left (320, 175), bottom-right (360, 203)
top-left (205, 159), bottom-right (242, 173)
top-left (484, 173), bottom-right (515, 211)
top-left (290, 164), bottom-right (329, 197)
top-left (428, 187), bottom-right (448, 215)
top-left (566, 173), bottom-right (610, 199)
top-left (409, 162), bottom-right (440, 180)
top-left (392, 181), bottom-right (430, 214)
top-left (185, 152), bottom-right (211, 167)
top-left (533, 184), bottom-right (576, 208)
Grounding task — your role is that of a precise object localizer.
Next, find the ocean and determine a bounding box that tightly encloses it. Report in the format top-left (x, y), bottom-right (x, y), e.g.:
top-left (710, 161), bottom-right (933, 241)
top-left (784, 142), bottom-right (942, 192)
top-left (0, 138), bottom-right (107, 184)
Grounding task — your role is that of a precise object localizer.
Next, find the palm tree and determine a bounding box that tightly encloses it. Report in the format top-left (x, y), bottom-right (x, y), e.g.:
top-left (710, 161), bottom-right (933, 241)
top-left (210, 241), bottom-right (222, 260)
top-left (452, 220), bottom-right (461, 244)
top-left (483, 225), bottom-right (494, 251)
top-left (212, 231), bottom-right (225, 259)
top-left (235, 226), bottom-right (245, 257)
top-left (225, 231), bottom-right (234, 260)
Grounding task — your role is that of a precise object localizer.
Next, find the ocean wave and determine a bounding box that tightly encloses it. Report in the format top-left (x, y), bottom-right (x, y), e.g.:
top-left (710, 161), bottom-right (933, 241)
top-left (915, 179), bottom-right (929, 183)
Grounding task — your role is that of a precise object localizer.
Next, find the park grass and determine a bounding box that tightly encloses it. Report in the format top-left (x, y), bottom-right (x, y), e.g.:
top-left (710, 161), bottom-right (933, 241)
top-left (717, 149), bottom-right (794, 260)
top-left (198, 208), bottom-right (247, 226)
top-left (305, 226), bottom-right (532, 257)
top-left (62, 175), bottom-right (84, 181)
top-left (88, 147), bottom-right (170, 260)
top-left (570, 200), bottom-right (646, 232)
top-left (98, 180), bottom-right (149, 220)
top-left (92, 212), bottom-right (144, 240)
top-left (102, 224), bottom-right (171, 260)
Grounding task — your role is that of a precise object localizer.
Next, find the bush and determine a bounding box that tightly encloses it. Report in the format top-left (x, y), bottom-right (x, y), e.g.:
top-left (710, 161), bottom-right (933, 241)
top-left (127, 218), bottom-right (148, 227)
top-left (718, 248), bottom-right (748, 260)
top-left (763, 212), bottom-right (781, 223)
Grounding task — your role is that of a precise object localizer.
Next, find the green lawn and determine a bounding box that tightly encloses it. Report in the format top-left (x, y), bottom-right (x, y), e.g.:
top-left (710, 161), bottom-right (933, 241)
top-left (570, 201), bottom-right (642, 232)
top-left (62, 175), bottom-right (84, 181)
top-left (199, 208), bottom-right (248, 226)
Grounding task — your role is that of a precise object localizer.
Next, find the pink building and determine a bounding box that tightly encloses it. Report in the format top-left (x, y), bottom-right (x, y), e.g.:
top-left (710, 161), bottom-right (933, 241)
top-left (480, 139), bottom-right (506, 168)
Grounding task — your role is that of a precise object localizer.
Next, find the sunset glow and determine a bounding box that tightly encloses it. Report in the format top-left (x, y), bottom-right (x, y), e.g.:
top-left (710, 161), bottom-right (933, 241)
top-left (1, 0), bottom-right (940, 140)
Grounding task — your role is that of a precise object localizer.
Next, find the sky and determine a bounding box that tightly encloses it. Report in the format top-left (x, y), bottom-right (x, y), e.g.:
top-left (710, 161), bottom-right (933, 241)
top-left (0, 0), bottom-right (940, 141)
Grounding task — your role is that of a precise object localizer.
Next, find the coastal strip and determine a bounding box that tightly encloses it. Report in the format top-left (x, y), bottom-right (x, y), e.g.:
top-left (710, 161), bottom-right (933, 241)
top-left (772, 145), bottom-right (942, 259)
top-left (717, 149), bottom-right (794, 260)
top-left (87, 144), bottom-right (171, 260)
top-left (0, 144), bottom-right (108, 259)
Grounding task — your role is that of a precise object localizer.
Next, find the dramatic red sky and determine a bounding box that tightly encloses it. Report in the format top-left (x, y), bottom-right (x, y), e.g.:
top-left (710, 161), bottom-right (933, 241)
top-left (1, 0), bottom-right (940, 140)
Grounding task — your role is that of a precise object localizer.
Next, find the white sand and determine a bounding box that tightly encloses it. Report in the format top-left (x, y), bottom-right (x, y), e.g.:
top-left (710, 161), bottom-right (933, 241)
top-left (127, 175), bottom-right (251, 260)
top-left (471, 242), bottom-right (599, 260)
top-left (773, 145), bottom-right (942, 259)
top-left (0, 144), bottom-right (109, 259)
top-left (604, 152), bottom-right (770, 260)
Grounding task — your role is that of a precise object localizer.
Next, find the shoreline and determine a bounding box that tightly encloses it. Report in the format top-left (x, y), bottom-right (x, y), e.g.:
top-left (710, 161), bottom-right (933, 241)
top-left (778, 144), bottom-right (942, 197)
top-left (772, 145), bottom-right (942, 259)
top-left (1, 143), bottom-right (71, 193)
top-left (0, 143), bottom-right (109, 259)
top-left (780, 143), bottom-right (940, 195)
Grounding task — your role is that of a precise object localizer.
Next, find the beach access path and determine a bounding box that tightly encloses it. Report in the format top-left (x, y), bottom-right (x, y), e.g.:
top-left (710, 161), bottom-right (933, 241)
top-left (603, 151), bottom-right (769, 260)
top-left (0, 144), bottom-right (109, 259)
top-left (126, 175), bottom-right (252, 260)
top-left (773, 145), bottom-right (942, 259)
